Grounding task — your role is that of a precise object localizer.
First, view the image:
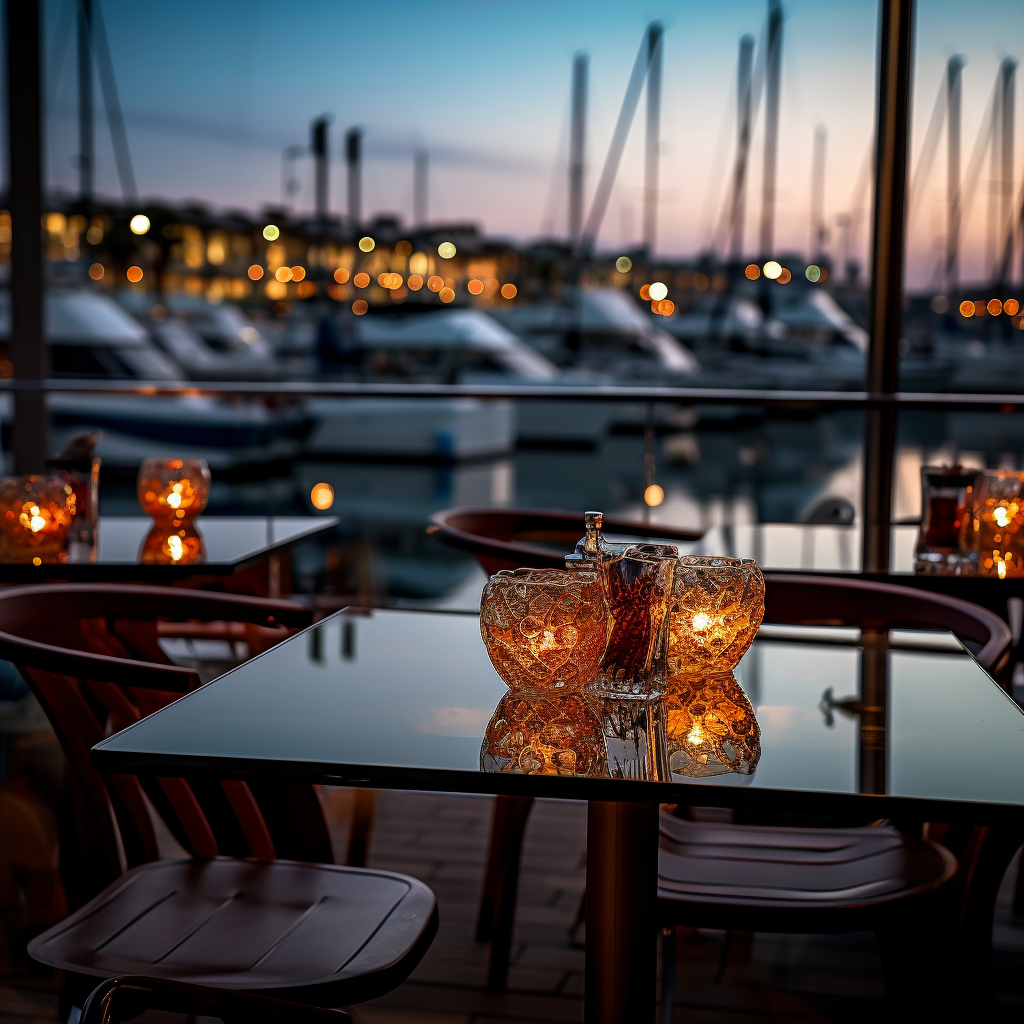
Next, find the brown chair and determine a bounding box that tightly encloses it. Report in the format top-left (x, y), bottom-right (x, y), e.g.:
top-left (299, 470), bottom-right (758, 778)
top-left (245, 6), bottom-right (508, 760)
top-left (428, 505), bottom-right (703, 575)
top-left (475, 575), bottom-right (1017, 1009)
top-left (0, 585), bottom-right (437, 1018)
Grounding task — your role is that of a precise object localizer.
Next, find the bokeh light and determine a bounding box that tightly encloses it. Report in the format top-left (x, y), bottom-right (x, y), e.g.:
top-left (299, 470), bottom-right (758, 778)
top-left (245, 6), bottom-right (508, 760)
top-left (988, 298), bottom-right (1003, 316)
top-left (358, 236), bottom-right (375, 252)
top-left (352, 299), bottom-right (368, 315)
top-left (275, 267), bottom-right (293, 283)
top-left (615, 256), bottom-right (632, 273)
top-left (763, 261), bottom-right (782, 280)
top-left (248, 265), bottom-right (264, 280)
top-left (777, 268), bottom-right (792, 284)
top-left (126, 266), bottom-right (143, 283)
top-left (427, 275), bottom-right (444, 292)
top-left (310, 482), bottom-right (334, 509)
top-left (744, 264), bottom-right (760, 280)
top-left (88, 263), bottom-right (104, 280)
top-left (439, 286), bottom-right (455, 303)
top-left (129, 214), bottom-right (150, 235)
top-left (467, 278), bottom-right (484, 295)
top-left (408, 275), bottom-right (423, 291)
top-left (960, 300), bottom-right (976, 317)
top-left (263, 224), bottom-right (280, 241)
top-left (501, 283), bottom-right (517, 299)
top-left (931, 295), bottom-right (949, 313)
top-left (805, 265), bottom-right (821, 282)
top-left (1005, 299), bottom-right (1020, 316)
top-left (291, 266), bottom-right (306, 282)
top-left (644, 484), bottom-right (665, 507)
top-left (353, 272), bottom-right (370, 288)
top-left (438, 241), bottom-right (457, 259)
top-left (334, 268), bottom-right (350, 284)
top-left (649, 282), bottom-right (668, 302)
top-left (395, 240), bottom-right (413, 256)
top-left (639, 284), bottom-right (651, 301)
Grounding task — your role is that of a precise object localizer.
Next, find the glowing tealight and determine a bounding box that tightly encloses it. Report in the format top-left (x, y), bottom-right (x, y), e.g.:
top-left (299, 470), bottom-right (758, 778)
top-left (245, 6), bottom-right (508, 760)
top-left (130, 214), bottom-right (150, 235)
top-left (649, 282), bottom-right (668, 302)
top-left (763, 261), bottom-right (782, 280)
top-left (263, 224), bottom-right (280, 241)
top-left (438, 241), bottom-right (456, 259)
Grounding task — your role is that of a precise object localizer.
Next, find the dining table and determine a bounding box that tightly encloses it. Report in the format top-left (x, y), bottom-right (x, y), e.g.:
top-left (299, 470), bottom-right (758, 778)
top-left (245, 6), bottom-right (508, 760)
top-left (0, 515), bottom-right (338, 582)
top-left (91, 604), bottom-right (1024, 1023)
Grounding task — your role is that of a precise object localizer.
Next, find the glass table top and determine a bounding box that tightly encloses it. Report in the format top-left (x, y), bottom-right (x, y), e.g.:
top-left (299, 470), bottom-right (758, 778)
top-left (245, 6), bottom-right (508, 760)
top-left (0, 516), bottom-right (338, 580)
top-left (93, 608), bottom-right (1024, 821)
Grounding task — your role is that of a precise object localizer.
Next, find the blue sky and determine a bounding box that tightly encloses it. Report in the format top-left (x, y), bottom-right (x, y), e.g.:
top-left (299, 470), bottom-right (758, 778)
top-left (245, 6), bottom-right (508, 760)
top-left (41, 0), bottom-right (1024, 286)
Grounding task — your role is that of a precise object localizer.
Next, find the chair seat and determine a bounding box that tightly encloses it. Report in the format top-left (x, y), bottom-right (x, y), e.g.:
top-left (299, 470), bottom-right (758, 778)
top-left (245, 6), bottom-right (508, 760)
top-left (658, 813), bottom-right (957, 932)
top-left (29, 857), bottom-right (437, 1006)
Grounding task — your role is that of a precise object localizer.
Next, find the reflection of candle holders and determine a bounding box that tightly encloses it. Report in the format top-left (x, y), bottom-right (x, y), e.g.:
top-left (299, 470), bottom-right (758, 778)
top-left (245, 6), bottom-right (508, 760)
top-left (0, 475), bottom-right (77, 564)
top-left (137, 458), bottom-right (211, 524)
top-left (140, 523), bottom-right (206, 565)
top-left (480, 568), bottom-right (608, 693)
top-left (665, 671), bottom-right (760, 777)
top-left (915, 466), bottom-right (980, 576)
top-left (600, 697), bottom-right (669, 780)
top-left (593, 548), bottom-right (675, 699)
top-left (668, 556), bottom-right (764, 674)
top-left (971, 470), bottom-right (1024, 578)
top-left (480, 691), bottom-right (605, 776)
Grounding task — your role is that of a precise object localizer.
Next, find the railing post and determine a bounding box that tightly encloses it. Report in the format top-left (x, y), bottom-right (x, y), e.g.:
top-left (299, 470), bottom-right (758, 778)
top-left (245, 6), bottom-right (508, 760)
top-left (7, 0), bottom-right (47, 474)
top-left (862, 0), bottom-right (914, 574)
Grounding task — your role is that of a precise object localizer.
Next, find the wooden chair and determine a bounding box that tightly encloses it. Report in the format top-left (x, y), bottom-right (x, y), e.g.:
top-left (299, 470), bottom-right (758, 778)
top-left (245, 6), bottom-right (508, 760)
top-left (475, 575), bottom-right (1017, 1009)
top-left (0, 584), bottom-right (437, 1018)
top-left (428, 505), bottom-right (703, 575)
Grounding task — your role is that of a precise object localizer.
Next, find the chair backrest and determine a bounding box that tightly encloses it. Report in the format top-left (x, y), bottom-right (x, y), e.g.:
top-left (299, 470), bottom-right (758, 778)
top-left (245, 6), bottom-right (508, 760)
top-left (0, 584), bottom-right (333, 910)
top-left (763, 574), bottom-right (1012, 673)
top-left (429, 506), bottom-right (703, 575)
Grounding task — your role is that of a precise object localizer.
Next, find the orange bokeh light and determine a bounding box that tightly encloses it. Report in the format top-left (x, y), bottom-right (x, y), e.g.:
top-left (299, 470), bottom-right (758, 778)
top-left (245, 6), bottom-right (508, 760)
top-left (439, 287), bottom-right (455, 303)
top-left (352, 299), bottom-right (368, 315)
top-left (126, 266), bottom-right (143, 283)
top-left (291, 266), bottom-right (306, 282)
top-left (777, 268), bottom-right (792, 284)
top-left (88, 263), bottom-right (104, 280)
top-left (960, 300), bottom-right (976, 317)
top-left (427, 275), bottom-right (444, 292)
top-left (353, 272), bottom-right (370, 288)
top-left (639, 284), bottom-right (651, 301)
top-left (378, 272), bottom-right (390, 287)
top-left (744, 264), bottom-right (760, 280)
top-left (328, 284), bottom-right (347, 301)
top-left (1005, 299), bottom-right (1020, 316)
top-left (975, 300), bottom-right (986, 316)
top-left (334, 268), bottom-right (350, 284)
top-left (988, 298), bottom-right (1003, 315)
top-left (296, 281), bottom-right (316, 298)
top-left (467, 278), bottom-right (484, 295)
top-left (408, 275), bottom-right (423, 291)
top-left (248, 265), bottom-right (264, 280)
top-left (310, 483), bottom-right (334, 510)
top-left (275, 266), bottom-right (293, 283)
top-left (501, 283), bottom-right (517, 299)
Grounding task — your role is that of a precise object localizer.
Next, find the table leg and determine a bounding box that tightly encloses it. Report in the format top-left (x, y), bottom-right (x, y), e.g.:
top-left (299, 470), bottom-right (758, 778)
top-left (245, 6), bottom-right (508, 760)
top-left (586, 800), bottom-right (659, 1024)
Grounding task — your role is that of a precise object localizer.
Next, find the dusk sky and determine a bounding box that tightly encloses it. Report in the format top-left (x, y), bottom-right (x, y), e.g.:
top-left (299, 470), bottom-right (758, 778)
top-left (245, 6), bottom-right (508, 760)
top-left (40, 0), bottom-right (1024, 289)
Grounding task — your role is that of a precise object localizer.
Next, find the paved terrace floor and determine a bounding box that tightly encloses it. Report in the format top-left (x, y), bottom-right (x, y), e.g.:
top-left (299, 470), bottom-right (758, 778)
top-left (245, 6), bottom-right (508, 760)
top-left (3, 786), bottom-right (1024, 1024)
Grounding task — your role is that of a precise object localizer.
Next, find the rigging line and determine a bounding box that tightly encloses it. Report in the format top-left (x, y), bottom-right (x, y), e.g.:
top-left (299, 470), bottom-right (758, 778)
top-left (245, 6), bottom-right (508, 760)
top-left (702, 78), bottom-right (739, 255)
top-left (539, 96), bottom-right (570, 238)
top-left (578, 25), bottom-right (656, 255)
top-left (88, 0), bottom-right (137, 203)
top-left (46, 0), bottom-right (76, 185)
top-left (957, 79), bottom-right (997, 237)
top-left (907, 74), bottom-right (947, 234)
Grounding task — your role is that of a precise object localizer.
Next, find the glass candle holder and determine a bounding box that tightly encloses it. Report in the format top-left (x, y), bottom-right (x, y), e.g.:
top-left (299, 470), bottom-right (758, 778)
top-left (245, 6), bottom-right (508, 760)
top-left (480, 568), bottom-right (608, 693)
top-left (664, 671), bottom-right (760, 777)
top-left (668, 555), bottom-right (764, 674)
top-left (0, 475), bottom-right (77, 564)
top-left (972, 470), bottom-right (1024, 578)
top-left (593, 548), bottom-right (675, 699)
top-left (140, 523), bottom-right (206, 565)
top-left (915, 466), bottom-right (979, 575)
top-left (481, 690), bottom-right (606, 776)
top-left (137, 458), bottom-right (211, 523)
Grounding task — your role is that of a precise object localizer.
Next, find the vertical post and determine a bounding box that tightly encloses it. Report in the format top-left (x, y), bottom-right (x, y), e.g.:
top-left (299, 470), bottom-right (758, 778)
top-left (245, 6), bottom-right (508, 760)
top-left (810, 124), bottom-right (827, 260)
top-left (8, 0), bottom-right (47, 475)
top-left (729, 34), bottom-right (755, 261)
top-left (77, 0), bottom-right (93, 203)
top-left (311, 117), bottom-right (329, 222)
top-left (568, 51), bottom-right (588, 245)
top-left (345, 128), bottom-right (362, 233)
top-left (585, 801), bottom-right (658, 1024)
top-left (759, 0), bottom-right (783, 258)
top-left (642, 23), bottom-right (662, 256)
top-left (413, 149), bottom-right (428, 228)
top-left (862, 0), bottom-right (914, 575)
top-left (997, 59), bottom-right (1016, 289)
top-left (945, 56), bottom-right (963, 296)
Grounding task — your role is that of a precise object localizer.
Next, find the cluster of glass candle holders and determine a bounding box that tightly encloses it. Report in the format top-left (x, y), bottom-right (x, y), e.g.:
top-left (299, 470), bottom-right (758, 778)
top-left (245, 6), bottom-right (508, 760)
top-left (916, 465), bottom-right (1024, 578)
top-left (136, 457), bottom-right (211, 564)
top-left (479, 512), bottom-right (764, 780)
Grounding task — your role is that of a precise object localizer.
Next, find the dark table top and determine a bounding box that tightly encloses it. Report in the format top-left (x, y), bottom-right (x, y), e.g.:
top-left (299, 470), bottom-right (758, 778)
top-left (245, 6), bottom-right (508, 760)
top-left (92, 607), bottom-right (1024, 823)
top-left (0, 516), bottom-right (338, 581)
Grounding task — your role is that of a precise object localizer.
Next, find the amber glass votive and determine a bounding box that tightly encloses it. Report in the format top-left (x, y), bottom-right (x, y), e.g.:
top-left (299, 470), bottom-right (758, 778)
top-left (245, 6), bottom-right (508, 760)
top-left (137, 458), bottom-right (211, 523)
top-left (0, 475), bottom-right (77, 564)
top-left (480, 568), bottom-right (608, 693)
top-left (139, 523), bottom-right (205, 565)
top-left (668, 555), bottom-right (764, 673)
top-left (664, 671), bottom-right (760, 777)
top-left (972, 470), bottom-right (1024, 578)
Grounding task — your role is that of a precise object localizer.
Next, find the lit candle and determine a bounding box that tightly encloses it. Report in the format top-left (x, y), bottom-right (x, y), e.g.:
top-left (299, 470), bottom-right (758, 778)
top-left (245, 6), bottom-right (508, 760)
top-left (0, 475), bottom-right (76, 564)
top-left (137, 458), bottom-right (211, 523)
